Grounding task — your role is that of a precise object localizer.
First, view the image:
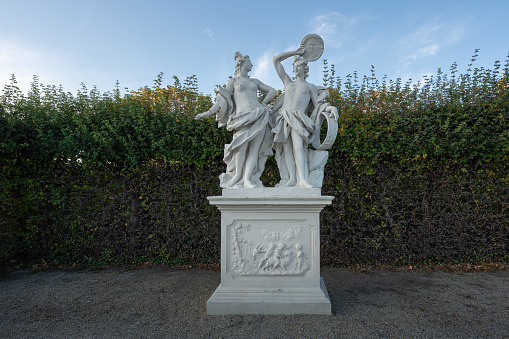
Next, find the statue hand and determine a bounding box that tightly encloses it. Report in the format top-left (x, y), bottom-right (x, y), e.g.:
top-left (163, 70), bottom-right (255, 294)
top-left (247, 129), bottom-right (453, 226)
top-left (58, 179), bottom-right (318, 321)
top-left (195, 112), bottom-right (208, 120)
top-left (296, 47), bottom-right (306, 55)
top-left (331, 107), bottom-right (339, 121)
top-left (324, 106), bottom-right (339, 121)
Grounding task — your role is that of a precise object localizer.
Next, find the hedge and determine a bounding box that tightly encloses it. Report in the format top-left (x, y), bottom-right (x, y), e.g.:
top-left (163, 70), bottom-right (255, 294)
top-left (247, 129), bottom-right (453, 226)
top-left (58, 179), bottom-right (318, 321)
top-left (1, 53), bottom-right (508, 267)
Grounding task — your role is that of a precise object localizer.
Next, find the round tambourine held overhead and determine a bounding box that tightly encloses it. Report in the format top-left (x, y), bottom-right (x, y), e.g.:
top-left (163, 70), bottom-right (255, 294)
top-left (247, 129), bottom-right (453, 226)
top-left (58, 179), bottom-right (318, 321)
top-left (299, 34), bottom-right (324, 62)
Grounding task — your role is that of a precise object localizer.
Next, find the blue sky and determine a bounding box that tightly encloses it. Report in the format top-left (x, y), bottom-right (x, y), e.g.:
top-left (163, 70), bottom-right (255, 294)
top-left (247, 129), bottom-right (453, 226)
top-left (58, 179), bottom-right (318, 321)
top-left (1, 0), bottom-right (508, 97)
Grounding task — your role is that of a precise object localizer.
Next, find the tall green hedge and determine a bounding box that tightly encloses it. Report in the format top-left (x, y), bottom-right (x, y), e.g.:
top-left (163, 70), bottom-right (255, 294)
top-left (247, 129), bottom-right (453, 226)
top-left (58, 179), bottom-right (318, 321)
top-left (1, 53), bottom-right (508, 267)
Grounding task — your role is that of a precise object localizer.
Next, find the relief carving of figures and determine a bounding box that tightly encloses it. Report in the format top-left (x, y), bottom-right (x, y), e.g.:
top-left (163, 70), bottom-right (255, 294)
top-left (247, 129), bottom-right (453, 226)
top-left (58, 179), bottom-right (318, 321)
top-left (195, 52), bottom-right (277, 188)
top-left (257, 242), bottom-right (276, 271)
top-left (292, 244), bottom-right (304, 272)
top-left (230, 222), bottom-right (250, 273)
top-left (251, 242), bottom-right (308, 275)
top-left (229, 222), bottom-right (310, 276)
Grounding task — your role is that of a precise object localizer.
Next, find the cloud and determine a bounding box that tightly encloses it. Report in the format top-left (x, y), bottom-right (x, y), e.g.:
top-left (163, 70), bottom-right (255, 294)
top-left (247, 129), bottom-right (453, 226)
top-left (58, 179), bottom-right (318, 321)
top-left (310, 12), bottom-right (354, 48)
top-left (397, 17), bottom-right (465, 73)
top-left (310, 12), bottom-right (380, 49)
top-left (0, 41), bottom-right (41, 68)
top-left (0, 39), bottom-right (64, 93)
top-left (252, 50), bottom-right (280, 89)
top-left (417, 44), bottom-right (440, 57)
top-left (202, 27), bottom-right (215, 38)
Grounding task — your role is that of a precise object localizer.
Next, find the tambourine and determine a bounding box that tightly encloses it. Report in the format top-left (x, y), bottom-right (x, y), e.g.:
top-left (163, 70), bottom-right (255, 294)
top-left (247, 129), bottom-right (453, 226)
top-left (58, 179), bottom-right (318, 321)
top-left (311, 109), bottom-right (338, 150)
top-left (299, 34), bottom-right (324, 62)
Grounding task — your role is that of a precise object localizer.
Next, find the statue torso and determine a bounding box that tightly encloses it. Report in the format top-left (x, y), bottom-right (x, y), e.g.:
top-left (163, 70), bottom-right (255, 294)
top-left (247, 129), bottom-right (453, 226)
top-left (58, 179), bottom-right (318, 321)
top-left (282, 80), bottom-right (312, 112)
top-left (233, 77), bottom-right (262, 112)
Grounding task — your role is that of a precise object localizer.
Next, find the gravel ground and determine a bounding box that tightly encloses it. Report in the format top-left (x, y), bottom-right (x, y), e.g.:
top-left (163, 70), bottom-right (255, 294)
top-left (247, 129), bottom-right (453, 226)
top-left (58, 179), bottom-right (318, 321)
top-left (1, 266), bottom-right (508, 338)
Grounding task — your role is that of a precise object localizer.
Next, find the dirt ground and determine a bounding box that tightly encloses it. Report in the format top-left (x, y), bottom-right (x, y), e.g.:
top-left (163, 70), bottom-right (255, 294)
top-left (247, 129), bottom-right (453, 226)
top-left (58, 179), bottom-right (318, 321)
top-left (1, 266), bottom-right (508, 338)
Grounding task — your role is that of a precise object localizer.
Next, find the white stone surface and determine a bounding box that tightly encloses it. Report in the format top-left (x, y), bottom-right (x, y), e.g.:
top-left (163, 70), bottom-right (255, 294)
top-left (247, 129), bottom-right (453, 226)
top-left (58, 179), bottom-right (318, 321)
top-left (195, 52), bottom-right (277, 189)
top-left (207, 277), bottom-right (331, 315)
top-left (197, 35), bottom-right (338, 315)
top-left (220, 187), bottom-right (321, 197)
top-left (206, 188), bottom-right (333, 315)
top-left (271, 42), bottom-right (339, 189)
top-left (195, 35), bottom-right (338, 190)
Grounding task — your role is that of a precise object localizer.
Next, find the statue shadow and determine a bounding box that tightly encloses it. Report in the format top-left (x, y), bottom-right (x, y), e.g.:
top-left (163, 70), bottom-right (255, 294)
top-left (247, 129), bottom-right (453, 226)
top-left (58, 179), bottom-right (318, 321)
top-left (322, 268), bottom-right (433, 316)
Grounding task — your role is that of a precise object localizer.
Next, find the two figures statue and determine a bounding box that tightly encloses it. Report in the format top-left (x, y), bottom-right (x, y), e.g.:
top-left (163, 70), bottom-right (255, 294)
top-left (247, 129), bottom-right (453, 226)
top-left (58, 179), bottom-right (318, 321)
top-left (195, 34), bottom-right (338, 188)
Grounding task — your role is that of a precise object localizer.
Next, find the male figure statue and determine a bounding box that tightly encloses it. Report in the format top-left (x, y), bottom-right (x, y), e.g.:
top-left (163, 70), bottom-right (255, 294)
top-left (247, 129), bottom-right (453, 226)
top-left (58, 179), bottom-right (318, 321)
top-left (272, 48), bottom-right (317, 187)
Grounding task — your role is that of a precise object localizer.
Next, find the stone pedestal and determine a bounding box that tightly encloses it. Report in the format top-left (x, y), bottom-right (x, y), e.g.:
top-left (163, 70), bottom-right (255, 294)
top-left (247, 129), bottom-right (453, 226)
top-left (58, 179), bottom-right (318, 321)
top-left (206, 188), bottom-right (333, 315)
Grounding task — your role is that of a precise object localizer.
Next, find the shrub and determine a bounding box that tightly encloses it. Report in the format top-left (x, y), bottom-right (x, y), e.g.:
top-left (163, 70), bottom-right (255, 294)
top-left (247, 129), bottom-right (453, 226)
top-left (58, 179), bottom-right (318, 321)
top-left (1, 52), bottom-right (508, 267)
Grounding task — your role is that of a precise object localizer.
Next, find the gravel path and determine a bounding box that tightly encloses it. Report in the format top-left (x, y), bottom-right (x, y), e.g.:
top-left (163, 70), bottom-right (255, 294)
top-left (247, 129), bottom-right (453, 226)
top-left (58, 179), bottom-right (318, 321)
top-left (1, 266), bottom-right (508, 338)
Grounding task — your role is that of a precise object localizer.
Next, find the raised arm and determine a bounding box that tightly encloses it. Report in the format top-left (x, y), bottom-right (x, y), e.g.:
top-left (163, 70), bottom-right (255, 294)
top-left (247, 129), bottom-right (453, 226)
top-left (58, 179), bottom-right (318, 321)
top-left (273, 48), bottom-right (305, 86)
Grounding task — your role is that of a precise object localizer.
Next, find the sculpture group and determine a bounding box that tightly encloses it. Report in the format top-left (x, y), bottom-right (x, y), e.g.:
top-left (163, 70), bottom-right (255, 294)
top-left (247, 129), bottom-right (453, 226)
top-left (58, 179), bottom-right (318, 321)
top-left (203, 35), bottom-right (335, 314)
top-left (196, 34), bottom-right (338, 188)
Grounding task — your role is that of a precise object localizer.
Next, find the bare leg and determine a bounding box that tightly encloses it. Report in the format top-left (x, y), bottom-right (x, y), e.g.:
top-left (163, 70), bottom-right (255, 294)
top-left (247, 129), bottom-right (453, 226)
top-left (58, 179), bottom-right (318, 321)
top-left (291, 129), bottom-right (312, 187)
top-left (227, 143), bottom-right (248, 187)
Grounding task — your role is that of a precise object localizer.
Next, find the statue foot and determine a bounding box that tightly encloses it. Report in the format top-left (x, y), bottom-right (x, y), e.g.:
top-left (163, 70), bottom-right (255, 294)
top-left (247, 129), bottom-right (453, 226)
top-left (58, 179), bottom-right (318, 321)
top-left (297, 180), bottom-right (313, 188)
top-left (282, 179), bottom-right (297, 187)
top-left (227, 177), bottom-right (241, 187)
top-left (298, 183), bottom-right (313, 188)
top-left (243, 180), bottom-right (258, 188)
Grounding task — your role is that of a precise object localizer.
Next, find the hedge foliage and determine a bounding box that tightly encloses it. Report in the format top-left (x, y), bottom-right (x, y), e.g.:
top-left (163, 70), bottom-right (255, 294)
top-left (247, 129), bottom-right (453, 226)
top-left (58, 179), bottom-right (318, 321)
top-left (0, 74), bottom-right (229, 167)
top-left (1, 52), bottom-right (509, 267)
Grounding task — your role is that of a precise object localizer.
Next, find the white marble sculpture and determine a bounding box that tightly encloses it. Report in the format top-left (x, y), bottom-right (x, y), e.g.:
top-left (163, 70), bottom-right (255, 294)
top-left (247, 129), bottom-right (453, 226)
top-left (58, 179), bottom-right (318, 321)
top-left (196, 52), bottom-right (277, 188)
top-left (272, 35), bottom-right (339, 188)
top-left (196, 35), bottom-right (337, 189)
top-left (205, 35), bottom-right (336, 315)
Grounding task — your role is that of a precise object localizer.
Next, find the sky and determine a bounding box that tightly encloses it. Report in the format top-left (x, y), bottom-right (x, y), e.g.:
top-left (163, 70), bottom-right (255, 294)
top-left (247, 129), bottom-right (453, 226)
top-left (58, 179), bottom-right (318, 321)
top-left (1, 0), bottom-right (508, 97)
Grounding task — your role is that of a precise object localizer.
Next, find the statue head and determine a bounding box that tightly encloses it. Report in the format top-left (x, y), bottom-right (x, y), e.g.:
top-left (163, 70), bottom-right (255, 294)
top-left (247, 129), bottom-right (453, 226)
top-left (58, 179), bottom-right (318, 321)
top-left (234, 51), bottom-right (252, 77)
top-left (293, 56), bottom-right (309, 78)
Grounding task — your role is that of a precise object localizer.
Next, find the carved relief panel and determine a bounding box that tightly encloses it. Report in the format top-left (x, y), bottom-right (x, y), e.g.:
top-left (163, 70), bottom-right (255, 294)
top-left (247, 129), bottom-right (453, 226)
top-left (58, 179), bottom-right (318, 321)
top-left (226, 220), bottom-right (314, 277)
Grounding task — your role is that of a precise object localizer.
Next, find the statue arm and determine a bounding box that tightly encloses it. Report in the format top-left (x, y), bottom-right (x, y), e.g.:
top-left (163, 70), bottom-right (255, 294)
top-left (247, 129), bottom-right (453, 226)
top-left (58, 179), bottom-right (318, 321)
top-left (254, 79), bottom-right (277, 105)
top-left (195, 101), bottom-right (220, 120)
top-left (273, 48), bottom-right (303, 85)
top-left (195, 81), bottom-right (234, 120)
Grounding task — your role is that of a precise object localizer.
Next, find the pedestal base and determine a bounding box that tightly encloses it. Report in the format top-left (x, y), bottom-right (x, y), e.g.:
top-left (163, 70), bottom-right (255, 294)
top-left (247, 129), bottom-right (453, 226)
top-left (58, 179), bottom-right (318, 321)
top-left (207, 277), bottom-right (331, 315)
top-left (206, 188), bottom-right (333, 315)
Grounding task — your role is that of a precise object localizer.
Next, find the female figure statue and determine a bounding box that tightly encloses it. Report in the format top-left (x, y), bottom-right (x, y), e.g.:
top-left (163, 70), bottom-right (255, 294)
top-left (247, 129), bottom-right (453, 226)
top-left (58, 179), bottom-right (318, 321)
top-left (196, 52), bottom-right (277, 188)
